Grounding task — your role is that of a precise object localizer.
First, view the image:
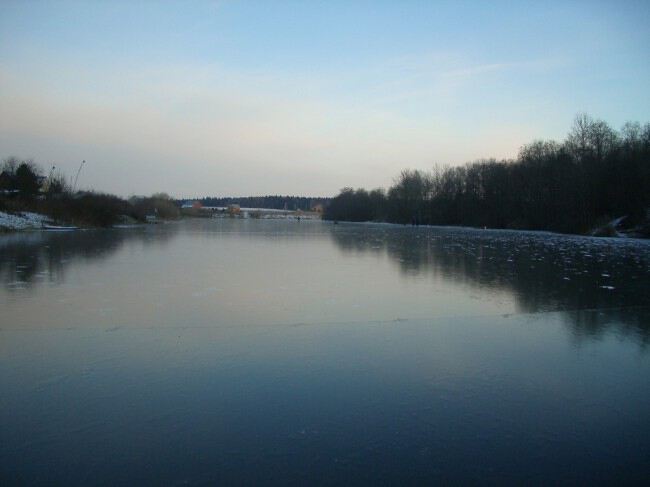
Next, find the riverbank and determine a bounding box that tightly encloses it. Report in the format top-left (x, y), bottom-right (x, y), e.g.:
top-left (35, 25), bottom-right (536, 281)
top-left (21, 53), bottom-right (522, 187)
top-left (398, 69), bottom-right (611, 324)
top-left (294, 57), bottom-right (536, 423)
top-left (327, 218), bottom-right (650, 242)
top-left (0, 209), bottom-right (174, 233)
top-left (1, 190), bottom-right (181, 232)
top-left (0, 211), bottom-right (52, 231)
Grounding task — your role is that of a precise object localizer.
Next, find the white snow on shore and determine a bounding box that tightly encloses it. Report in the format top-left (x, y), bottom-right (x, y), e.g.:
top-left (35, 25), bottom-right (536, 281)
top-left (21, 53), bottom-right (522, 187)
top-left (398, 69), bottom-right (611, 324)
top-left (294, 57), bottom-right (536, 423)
top-left (0, 211), bottom-right (51, 230)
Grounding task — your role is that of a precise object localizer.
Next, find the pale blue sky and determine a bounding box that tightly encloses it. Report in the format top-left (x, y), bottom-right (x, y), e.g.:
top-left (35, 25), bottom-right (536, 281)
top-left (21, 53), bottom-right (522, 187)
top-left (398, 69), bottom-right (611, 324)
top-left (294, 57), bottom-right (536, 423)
top-left (1, 1), bottom-right (648, 197)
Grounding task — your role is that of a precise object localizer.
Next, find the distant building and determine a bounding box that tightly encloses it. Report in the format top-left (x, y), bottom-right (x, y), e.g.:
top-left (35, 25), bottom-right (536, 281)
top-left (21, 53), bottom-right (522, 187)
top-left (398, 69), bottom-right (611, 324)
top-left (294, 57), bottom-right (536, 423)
top-left (228, 204), bottom-right (241, 216)
top-left (146, 207), bottom-right (159, 223)
top-left (181, 200), bottom-right (203, 210)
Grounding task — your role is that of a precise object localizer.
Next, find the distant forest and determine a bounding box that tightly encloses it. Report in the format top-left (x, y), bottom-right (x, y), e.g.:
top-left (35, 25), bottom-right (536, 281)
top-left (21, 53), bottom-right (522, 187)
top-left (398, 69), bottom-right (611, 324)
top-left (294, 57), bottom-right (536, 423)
top-left (324, 114), bottom-right (650, 234)
top-left (182, 195), bottom-right (331, 211)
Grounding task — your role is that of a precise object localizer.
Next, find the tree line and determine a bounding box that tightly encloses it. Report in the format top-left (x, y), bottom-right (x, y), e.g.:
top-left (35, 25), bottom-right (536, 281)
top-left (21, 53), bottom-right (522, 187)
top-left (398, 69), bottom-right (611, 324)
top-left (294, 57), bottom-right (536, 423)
top-left (324, 114), bottom-right (650, 234)
top-left (188, 195), bottom-right (330, 211)
top-left (1, 157), bottom-right (179, 227)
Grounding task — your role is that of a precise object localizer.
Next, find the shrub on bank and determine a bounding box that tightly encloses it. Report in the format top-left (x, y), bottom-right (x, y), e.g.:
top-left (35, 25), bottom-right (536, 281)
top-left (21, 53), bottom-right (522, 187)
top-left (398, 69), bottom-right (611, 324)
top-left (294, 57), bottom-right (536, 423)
top-left (2, 157), bottom-right (186, 228)
top-left (130, 193), bottom-right (180, 221)
top-left (35, 192), bottom-right (133, 227)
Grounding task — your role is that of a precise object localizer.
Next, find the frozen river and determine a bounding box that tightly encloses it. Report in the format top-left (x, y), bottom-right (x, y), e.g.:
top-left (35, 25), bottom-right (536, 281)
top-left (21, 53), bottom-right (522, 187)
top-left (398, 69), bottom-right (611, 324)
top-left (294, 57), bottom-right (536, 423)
top-left (1, 219), bottom-right (649, 484)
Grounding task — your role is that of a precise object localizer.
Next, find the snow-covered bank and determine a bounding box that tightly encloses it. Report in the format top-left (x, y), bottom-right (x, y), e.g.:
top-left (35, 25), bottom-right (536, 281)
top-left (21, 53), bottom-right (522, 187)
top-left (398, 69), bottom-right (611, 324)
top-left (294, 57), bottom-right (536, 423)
top-left (0, 211), bottom-right (51, 231)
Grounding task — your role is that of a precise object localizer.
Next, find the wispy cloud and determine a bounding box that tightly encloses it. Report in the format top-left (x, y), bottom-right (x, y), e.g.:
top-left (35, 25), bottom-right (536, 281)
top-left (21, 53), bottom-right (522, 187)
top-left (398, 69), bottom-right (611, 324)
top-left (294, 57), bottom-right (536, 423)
top-left (441, 58), bottom-right (566, 80)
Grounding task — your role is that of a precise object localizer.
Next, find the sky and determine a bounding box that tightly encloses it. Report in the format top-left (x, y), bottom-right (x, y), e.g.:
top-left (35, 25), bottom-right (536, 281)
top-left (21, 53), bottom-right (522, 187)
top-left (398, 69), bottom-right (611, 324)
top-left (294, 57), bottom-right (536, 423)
top-left (1, 1), bottom-right (649, 198)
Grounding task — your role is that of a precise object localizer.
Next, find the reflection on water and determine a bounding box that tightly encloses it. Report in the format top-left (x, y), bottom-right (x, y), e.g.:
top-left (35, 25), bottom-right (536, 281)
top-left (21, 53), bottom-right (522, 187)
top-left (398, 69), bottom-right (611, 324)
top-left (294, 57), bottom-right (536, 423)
top-left (1, 220), bottom-right (649, 485)
top-left (0, 226), bottom-right (178, 292)
top-left (330, 224), bottom-right (650, 345)
top-left (2, 220), bottom-right (649, 343)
